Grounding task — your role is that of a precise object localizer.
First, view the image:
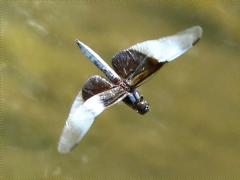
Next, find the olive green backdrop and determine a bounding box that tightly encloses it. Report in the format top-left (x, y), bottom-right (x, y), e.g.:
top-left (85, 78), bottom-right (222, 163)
top-left (2, 0), bottom-right (240, 179)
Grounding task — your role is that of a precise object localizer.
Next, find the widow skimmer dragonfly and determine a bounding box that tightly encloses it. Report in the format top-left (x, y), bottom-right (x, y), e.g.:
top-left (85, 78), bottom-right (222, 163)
top-left (58, 26), bottom-right (203, 153)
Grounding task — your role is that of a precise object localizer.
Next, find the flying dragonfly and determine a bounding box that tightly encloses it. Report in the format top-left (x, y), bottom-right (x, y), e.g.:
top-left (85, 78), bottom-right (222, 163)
top-left (58, 26), bottom-right (203, 153)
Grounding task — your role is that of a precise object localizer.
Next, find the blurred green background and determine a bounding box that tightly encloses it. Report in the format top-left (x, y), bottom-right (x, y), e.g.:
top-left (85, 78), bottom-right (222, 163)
top-left (2, 0), bottom-right (240, 179)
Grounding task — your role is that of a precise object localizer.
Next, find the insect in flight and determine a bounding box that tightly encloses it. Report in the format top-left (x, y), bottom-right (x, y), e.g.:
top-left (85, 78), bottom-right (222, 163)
top-left (58, 26), bottom-right (203, 153)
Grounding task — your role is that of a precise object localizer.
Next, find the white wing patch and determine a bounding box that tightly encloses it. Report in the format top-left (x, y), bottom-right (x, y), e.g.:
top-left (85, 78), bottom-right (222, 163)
top-left (58, 89), bottom-right (127, 154)
top-left (58, 92), bottom-right (106, 154)
top-left (130, 26), bottom-right (203, 62)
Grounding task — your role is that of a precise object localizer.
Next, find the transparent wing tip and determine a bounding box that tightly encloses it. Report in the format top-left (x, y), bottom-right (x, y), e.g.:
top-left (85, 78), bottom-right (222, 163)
top-left (75, 39), bottom-right (83, 48)
top-left (57, 119), bottom-right (84, 154)
top-left (58, 132), bottom-right (81, 154)
top-left (194, 25), bottom-right (203, 36)
top-left (181, 25), bottom-right (203, 36)
top-left (191, 25), bottom-right (203, 43)
top-left (57, 126), bottom-right (75, 154)
top-left (180, 26), bottom-right (203, 45)
top-left (58, 141), bottom-right (71, 154)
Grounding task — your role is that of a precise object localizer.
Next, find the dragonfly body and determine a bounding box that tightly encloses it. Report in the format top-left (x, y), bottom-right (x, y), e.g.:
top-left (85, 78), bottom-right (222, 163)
top-left (76, 40), bottom-right (151, 114)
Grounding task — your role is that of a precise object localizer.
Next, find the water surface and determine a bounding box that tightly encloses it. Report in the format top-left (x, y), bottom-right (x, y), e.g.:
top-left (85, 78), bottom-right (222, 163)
top-left (3, 1), bottom-right (240, 178)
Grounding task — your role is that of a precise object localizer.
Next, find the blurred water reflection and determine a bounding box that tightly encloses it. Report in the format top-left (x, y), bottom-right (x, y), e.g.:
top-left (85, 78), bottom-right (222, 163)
top-left (3, 1), bottom-right (240, 178)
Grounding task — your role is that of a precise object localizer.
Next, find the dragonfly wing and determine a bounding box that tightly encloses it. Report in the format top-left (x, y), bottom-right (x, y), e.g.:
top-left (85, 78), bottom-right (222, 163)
top-left (58, 86), bottom-right (127, 154)
top-left (112, 26), bottom-right (202, 86)
top-left (112, 50), bottom-right (165, 87)
top-left (130, 26), bottom-right (203, 62)
top-left (75, 40), bottom-right (121, 83)
top-left (81, 75), bottom-right (113, 101)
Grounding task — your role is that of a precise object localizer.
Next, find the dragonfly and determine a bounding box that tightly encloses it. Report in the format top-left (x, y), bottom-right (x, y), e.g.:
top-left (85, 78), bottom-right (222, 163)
top-left (58, 26), bottom-right (203, 153)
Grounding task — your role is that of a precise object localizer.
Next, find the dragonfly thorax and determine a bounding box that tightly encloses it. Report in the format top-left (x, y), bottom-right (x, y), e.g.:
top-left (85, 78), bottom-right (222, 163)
top-left (123, 89), bottom-right (150, 115)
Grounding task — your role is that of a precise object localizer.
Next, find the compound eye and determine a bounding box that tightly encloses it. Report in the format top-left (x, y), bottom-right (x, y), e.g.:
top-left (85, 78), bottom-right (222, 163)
top-left (136, 101), bottom-right (150, 115)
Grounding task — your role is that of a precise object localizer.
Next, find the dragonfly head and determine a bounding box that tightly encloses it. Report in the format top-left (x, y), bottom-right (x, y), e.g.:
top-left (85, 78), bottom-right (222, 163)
top-left (136, 97), bottom-right (150, 115)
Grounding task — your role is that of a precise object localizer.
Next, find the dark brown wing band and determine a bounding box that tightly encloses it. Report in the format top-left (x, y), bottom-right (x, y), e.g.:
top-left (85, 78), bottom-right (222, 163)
top-left (82, 75), bottom-right (113, 101)
top-left (99, 86), bottom-right (127, 107)
top-left (82, 75), bottom-right (127, 107)
top-left (112, 49), bottom-right (166, 87)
